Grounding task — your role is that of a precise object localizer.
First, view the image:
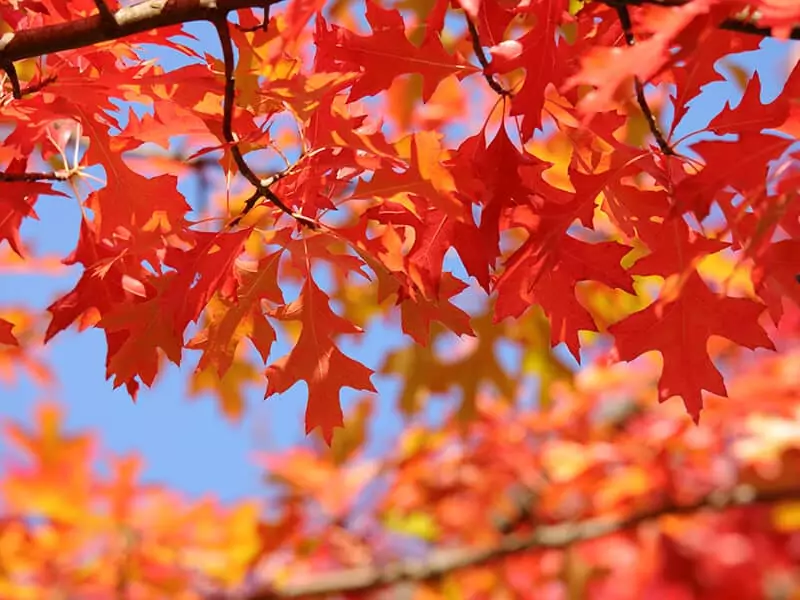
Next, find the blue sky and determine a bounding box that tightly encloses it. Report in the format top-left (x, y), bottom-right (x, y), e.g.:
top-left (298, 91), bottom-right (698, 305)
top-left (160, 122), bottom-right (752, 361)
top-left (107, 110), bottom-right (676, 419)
top-left (0, 10), bottom-right (795, 504)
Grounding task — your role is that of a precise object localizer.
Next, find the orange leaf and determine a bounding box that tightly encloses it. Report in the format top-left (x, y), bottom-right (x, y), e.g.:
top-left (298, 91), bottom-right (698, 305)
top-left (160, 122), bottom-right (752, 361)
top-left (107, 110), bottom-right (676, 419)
top-left (265, 277), bottom-right (376, 443)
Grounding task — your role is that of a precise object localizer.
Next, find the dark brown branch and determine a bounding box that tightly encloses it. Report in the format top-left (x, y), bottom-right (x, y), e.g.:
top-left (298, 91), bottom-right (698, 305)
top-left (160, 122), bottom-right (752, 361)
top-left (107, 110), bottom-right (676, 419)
top-left (20, 73), bottom-right (57, 96)
top-left (600, 0), bottom-right (800, 39)
top-left (0, 0), bottom-right (282, 64)
top-left (0, 170), bottom-right (69, 182)
top-left (465, 14), bottom-right (511, 97)
top-left (213, 16), bottom-right (315, 228)
top-left (721, 19), bottom-right (800, 40)
top-left (232, 485), bottom-right (800, 599)
top-left (0, 0), bottom-right (794, 69)
top-left (615, 4), bottom-right (674, 155)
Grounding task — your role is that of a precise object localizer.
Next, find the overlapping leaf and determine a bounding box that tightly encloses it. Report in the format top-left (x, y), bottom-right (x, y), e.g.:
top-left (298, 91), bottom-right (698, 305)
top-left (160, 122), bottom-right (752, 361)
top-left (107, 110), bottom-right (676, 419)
top-left (265, 277), bottom-right (376, 442)
top-left (315, 0), bottom-right (478, 101)
top-left (0, 0), bottom-right (798, 440)
top-left (609, 272), bottom-right (775, 420)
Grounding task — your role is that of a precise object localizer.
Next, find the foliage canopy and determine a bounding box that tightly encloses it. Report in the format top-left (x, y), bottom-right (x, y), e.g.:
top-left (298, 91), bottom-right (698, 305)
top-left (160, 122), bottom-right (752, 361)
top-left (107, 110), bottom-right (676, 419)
top-left (0, 0), bottom-right (798, 438)
top-left (1, 0), bottom-right (800, 597)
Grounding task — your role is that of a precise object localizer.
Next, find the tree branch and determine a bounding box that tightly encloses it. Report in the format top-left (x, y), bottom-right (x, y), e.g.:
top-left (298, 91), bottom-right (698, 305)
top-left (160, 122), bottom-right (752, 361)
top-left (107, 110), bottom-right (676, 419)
top-left (0, 0), bottom-right (282, 64)
top-left (0, 170), bottom-right (69, 182)
top-left (0, 0), bottom-right (794, 69)
top-left (233, 485), bottom-right (800, 599)
top-left (93, 0), bottom-right (118, 29)
top-left (722, 19), bottom-right (800, 40)
top-left (600, 0), bottom-right (800, 39)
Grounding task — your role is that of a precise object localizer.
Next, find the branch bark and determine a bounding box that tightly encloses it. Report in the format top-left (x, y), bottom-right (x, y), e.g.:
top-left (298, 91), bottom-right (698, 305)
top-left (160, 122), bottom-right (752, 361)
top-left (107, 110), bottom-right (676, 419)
top-left (0, 0), bottom-right (796, 68)
top-left (602, 0), bottom-right (800, 39)
top-left (233, 485), bottom-right (800, 599)
top-left (0, 170), bottom-right (69, 182)
top-left (0, 0), bottom-right (280, 64)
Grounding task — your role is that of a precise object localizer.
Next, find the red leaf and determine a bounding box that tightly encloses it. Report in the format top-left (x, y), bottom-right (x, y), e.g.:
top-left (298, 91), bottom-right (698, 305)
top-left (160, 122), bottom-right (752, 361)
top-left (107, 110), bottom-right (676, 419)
top-left (0, 319), bottom-right (18, 347)
top-left (473, 0), bottom-right (515, 45)
top-left (45, 218), bottom-right (148, 342)
top-left (100, 278), bottom-right (185, 394)
top-left (0, 158), bottom-right (63, 258)
top-left (189, 251), bottom-right (285, 377)
top-left (751, 239), bottom-right (800, 324)
top-left (669, 25), bottom-right (760, 128)
top-left (162, 228), bottom-right (251, 333)
top-left (80, 116), bottom-right (191, 240)
top-left (630, 219), bottom-right (729, 278)
top-left (708, 70), bottom-right (792, 136)
top-left (366, 198), bottom-right (491, 296)
top-left (356, 132), bottom-right (463, 217)
top-left (265, 277), bottom-right (375, 443)
top-left (315, 0), bottom-right (478, 102)
top-left (399, 273), bottom-right (475, 346)
top-left (487, 0), bottom-right (567, 137)
top-left (451, 127), bottom-right (549, 260)
top-left (496, 235), bottom-right (634, 360)
top-left (673, 133), bottom-right (794, 221)
top-left (609, 271), bottom-right (775, 421)
top-left (282, 0), bottom-right (326, 45)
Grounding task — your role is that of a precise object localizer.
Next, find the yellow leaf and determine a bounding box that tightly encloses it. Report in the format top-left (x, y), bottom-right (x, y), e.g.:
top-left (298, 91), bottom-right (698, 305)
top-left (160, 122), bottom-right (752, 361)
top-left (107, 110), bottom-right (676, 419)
top-left (330, 397), bottom-right (373, 465)
top-left (383, 509), bottom-right (439, 541)
top-left (773, 502), bottom-right (800, 532)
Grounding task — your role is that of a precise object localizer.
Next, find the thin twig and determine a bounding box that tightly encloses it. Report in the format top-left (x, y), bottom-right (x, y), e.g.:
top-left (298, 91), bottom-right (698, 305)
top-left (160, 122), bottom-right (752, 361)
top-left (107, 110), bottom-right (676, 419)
top-left (615, 4), bottom-right (674, 155)
top-left (2, 61), bottom-right (22, 99)
top-left (232, 485), bottom-right (800, 599)
top-left (229, 156), bottom-right (311, 226)
top-left (465, 14), bottom-right (511, 97)
top-left (213, 16), bottom-right (315, 228)
top-left (722, 19), bottom-right (800, 40)
top-left (20, 73), bottom-right (57, 96)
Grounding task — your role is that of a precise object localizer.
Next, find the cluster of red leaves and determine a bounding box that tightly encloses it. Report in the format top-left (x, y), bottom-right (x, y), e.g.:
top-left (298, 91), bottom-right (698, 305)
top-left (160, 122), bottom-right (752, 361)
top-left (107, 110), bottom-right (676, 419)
top-left (1, 330), bottom-right (798, 599)
top-left (0, 0), bottom-right (798, 442)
